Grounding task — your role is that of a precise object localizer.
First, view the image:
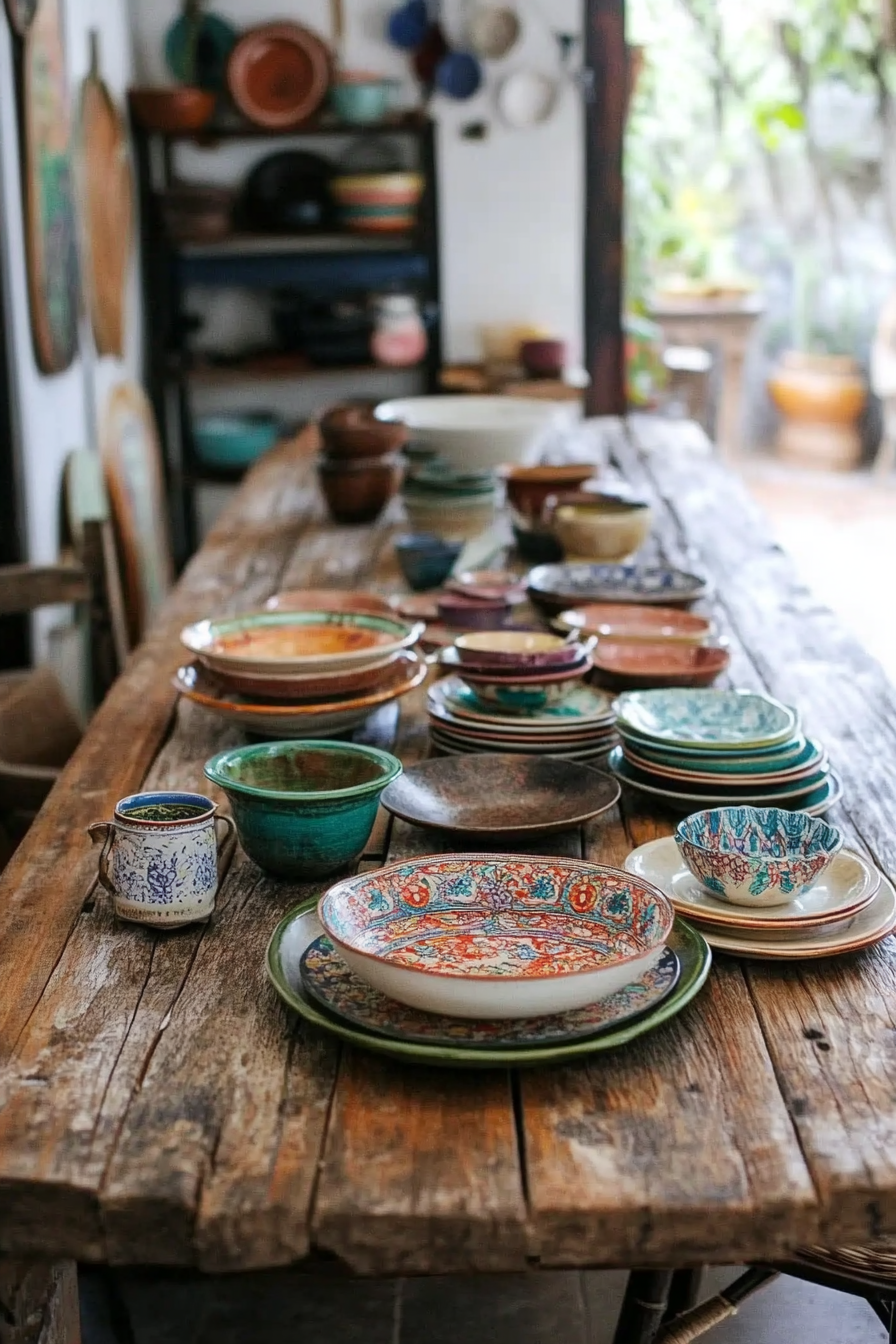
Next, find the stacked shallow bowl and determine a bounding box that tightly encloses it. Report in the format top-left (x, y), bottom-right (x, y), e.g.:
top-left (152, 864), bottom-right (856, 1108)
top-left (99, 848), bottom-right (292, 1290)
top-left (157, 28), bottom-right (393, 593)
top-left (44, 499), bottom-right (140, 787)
top-left (429, 630), bottom-right (617, 760)
top-left (625, 806), bottom-right (894, 961)
top-left (266, 852), bottom-right (713, 1067)
top-left (608, 688), bottom-right (842, 815)
top-left (402, 462), bottom-right (499, 542)
top-left (317, 405), bottom-right (407, 524)
top-left (175, 608), bottom-right (426, 738)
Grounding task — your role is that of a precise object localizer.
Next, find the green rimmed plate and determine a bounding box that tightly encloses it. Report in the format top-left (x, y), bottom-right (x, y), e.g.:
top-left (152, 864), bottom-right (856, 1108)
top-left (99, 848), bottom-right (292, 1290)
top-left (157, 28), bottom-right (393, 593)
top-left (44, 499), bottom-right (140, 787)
top-left (614, 690), bottom-right (798, 751)
top-left (609, 748), bottom-right (843, 816)
top-left (265, 903), bottom-right (712, 1068)
top-left (616, 731), bottom-right (815, 774)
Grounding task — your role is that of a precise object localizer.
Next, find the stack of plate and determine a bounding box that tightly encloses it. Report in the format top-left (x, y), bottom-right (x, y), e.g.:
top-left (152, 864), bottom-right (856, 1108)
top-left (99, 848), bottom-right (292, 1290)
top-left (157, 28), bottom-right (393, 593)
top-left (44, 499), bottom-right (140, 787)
top-left (175, 608), bottom-right (426, 737)
top-left (625, 835), bottom-right (895, 960)
top-left (608, 688), bottom-right (841, 815)
top-left (428, 675), bottom-right (618, 760)
top-left (266, 854), bottom-right (713, 1068)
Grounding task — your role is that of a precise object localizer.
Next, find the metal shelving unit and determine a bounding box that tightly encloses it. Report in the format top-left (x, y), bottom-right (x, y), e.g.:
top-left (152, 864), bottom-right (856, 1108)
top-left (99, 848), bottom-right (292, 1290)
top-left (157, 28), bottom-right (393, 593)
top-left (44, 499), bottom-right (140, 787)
top-left (131, 112), bottom-right (442, 563)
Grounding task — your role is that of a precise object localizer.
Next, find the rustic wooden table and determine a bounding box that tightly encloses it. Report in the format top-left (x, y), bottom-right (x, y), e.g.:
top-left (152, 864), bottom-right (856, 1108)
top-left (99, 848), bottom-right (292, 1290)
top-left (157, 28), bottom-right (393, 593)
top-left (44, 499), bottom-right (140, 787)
top-left (3, 418), bottom-right (896, 1342)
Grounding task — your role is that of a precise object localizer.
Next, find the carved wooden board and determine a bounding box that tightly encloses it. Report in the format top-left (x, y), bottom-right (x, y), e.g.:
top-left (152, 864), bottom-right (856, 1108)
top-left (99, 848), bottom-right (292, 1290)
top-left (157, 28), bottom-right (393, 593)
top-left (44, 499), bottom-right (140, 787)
top-left (1, 420), bottom-right (896, 1273)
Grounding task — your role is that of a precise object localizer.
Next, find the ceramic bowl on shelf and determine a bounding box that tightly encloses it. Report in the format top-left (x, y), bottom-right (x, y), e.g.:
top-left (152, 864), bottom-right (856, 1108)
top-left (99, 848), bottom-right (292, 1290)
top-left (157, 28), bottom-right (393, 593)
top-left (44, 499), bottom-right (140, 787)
top-left (175, 652), bottom-right (427, 735)
top-left (394, 533), bottom-right (463, 591)
top-left (330, 172), bottom-right (424, 233)
top-left (317, 452), bottom-right (404, 524)
top-left (675, 807), bottom-right (843, 907)
top-left (527, 563), bottom-right (711, 613)
top-left (181, 610), bottom-right (423, 679)
top-left (194, 413), bottom-right (281, 469)
top-left (501, 463), bottom-right (598, 522)
top-left (205, 740), bottom-right (402, 879)
top-left (555, 603), bottom-right (714, 645)
top-left (317, 853), bottom-right (673, 1017)
top-left (453, 630), bottom-right (583, 670)
top-left (328, 72), bottom-right (396, 125)
top-left (128, 87), bottom-right (217, 134)
top-left (375, 396), bottom-right (568, 471)
top-left (591, 641), bottom-right (730, 691)
top-left (546, 495), bottom-right (653, 562)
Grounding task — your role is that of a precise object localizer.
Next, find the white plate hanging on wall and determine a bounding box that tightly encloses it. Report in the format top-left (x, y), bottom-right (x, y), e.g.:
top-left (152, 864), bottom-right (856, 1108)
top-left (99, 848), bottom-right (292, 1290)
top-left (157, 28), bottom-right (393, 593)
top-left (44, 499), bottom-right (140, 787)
top-left (496, 68), bottom-right (558, 128)
top-left (469, 5), bottom-right (521, 59)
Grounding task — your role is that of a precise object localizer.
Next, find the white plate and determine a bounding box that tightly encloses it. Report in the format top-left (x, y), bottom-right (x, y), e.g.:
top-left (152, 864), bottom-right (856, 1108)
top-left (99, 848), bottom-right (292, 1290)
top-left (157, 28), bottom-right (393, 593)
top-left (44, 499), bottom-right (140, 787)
top-left (496, 68), bottom-right (559, 128)
top-left (625, 836), bottom-right (880, 931)
top-left (694, 876), bottom-right (895, 959)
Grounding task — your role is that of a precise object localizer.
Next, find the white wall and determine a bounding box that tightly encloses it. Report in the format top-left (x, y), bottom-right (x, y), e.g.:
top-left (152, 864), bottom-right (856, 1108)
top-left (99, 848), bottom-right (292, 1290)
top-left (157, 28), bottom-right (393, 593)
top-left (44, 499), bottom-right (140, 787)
top-left (128, 0), bottom-right (583, 364)
top-left (0, 0), bottom-right (139, 568)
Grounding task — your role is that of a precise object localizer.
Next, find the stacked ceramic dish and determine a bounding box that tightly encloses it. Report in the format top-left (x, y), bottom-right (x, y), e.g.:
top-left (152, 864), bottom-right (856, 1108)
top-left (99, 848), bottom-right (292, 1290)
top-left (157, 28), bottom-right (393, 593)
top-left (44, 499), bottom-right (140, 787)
top-left (317, 405), bottom-right (408, 525)
top-left (402, 462), bottom-right (500, 542)
top-left (175, 608), bottom-right (425, 738)
top-left (428, 648), bottom-right (617, 760)
top-left (330, 172), bottom-right (424, 234)
top-left (527, 562), bottom-right (711, 616)
top-left (266, 853), bottom-right (713, 1067)
top-left (608, 688), bottom-right (842, 815)
top-left (555, 603), bottom-right (730, 690)
top-left (625, 807), bottom-right (895, 960)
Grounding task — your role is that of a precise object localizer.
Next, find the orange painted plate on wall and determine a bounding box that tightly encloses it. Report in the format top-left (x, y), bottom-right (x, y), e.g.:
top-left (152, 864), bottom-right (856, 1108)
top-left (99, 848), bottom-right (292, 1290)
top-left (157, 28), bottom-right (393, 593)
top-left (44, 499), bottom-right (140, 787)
top-left (227, 22), bottom-right (330, 130)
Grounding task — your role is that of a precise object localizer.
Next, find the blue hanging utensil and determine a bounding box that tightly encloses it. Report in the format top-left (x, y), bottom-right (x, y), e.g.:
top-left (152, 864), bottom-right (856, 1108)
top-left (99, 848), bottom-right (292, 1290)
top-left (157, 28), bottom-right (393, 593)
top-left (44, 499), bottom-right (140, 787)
top-left (435, 49), bottom-right (483, 99)
top-left (387, 0), bottom-right (429, 50)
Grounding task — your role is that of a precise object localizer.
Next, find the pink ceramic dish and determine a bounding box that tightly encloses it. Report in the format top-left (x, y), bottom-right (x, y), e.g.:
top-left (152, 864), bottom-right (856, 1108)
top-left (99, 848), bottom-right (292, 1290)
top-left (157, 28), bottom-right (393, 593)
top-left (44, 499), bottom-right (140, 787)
top-left (437, 593), bottom-right (511, 630)
top-left (453, 629), bottom-right (591, 670)
top-left (590, 641), bottom-right (730, 691)
top-left (446, 570), bottom-right (527, 603)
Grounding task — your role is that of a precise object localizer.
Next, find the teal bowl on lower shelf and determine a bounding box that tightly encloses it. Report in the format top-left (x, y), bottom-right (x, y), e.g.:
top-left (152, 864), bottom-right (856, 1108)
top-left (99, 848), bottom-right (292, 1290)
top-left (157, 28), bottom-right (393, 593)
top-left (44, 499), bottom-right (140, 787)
top-left (194, 414), bottom-right (281, 469)
top-left (204, 740), bottom-right (402, 879)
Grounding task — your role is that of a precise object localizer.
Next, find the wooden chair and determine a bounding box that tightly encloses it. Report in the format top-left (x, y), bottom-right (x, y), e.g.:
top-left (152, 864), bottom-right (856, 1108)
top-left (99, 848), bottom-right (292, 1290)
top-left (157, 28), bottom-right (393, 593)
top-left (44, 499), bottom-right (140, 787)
top-left (614, 1248), bottom-right (896, 1342)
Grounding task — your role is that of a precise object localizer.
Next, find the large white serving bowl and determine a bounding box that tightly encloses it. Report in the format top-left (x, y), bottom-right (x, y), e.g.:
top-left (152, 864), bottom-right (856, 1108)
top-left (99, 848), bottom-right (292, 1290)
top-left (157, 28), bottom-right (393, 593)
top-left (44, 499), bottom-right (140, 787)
top-left (317, 853), bottom-right (673, 1018)
top-left (374, 396), bottom-right (573, 470)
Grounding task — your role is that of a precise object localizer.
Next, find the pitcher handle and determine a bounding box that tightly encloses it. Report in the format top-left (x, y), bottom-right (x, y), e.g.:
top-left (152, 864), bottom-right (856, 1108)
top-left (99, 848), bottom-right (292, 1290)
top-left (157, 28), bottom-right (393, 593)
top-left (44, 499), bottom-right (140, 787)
top-left (214, 814), bottom-right (236, 870)
top-left (87, 821), bottom-right (116, 894)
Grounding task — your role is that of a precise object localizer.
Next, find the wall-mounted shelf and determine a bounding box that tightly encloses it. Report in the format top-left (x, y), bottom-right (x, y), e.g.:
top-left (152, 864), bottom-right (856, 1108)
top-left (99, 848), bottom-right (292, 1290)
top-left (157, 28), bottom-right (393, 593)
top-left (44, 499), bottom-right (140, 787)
top-left (131, 114), bottom-right (441, 563)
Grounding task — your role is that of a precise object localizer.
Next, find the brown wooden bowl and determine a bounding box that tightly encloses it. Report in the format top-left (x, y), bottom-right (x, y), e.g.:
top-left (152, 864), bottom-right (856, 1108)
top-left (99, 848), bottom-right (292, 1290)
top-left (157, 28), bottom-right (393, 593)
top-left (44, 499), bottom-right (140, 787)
top-left (128, 87), bottom-right (217, 134)
top-left (317, 454), bottom-right (404, 524)
top-left (319, 406), bottom-right (408, 460)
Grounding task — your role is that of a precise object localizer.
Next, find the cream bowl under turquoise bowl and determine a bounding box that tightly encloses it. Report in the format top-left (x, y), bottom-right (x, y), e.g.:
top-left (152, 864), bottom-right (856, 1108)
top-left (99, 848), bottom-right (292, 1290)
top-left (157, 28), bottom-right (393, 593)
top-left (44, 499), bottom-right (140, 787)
top-left (204, 741), bottom-right (402, 879)
top-left (675, 806), bottom-right (842, 907)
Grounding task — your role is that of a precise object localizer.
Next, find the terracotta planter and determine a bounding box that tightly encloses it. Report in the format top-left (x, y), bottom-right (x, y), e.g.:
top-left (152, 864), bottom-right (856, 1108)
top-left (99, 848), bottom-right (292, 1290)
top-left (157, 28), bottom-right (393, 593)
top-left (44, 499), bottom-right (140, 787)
top-left (768, 351), bottom-right (867, 471)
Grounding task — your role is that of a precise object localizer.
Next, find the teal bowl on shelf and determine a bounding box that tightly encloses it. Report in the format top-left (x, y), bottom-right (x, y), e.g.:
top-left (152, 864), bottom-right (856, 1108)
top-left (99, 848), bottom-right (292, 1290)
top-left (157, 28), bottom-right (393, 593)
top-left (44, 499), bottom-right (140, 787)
top-left (329, 76), bottom-right (396, 125)
top-left (204, 740), bottom-right (402, 879)
top-left (194, 414), bottom-right (281, 469)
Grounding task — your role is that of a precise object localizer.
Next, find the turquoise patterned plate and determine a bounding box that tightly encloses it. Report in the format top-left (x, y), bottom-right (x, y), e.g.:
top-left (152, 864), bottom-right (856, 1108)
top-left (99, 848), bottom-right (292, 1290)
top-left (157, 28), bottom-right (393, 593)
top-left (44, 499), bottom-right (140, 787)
top-left (266, 904), bottom-right (711, 1068)
top-left (614, 689), bottom-right (798, 750)
top-left (431, 676), bottom-right (614, 729)
top-left (610, 748), bottom-right (842, 815)
top-left (299, 934), bottom-right (680, 1048)
top-left (617, 731), bottom-right (814, 773)
top-left (622, 738), bottom-right (827, 784)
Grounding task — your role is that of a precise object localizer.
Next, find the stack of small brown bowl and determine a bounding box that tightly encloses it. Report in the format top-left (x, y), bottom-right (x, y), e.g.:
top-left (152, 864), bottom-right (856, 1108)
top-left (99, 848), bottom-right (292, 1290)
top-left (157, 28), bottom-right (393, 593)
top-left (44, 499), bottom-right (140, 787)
top-left (317, 406), bottom-right (408, 524)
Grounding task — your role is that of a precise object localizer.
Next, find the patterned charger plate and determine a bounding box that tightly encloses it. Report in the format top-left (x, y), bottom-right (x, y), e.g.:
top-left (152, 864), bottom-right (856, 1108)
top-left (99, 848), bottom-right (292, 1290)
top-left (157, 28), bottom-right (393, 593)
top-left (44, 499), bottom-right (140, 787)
top-left (625, 836), bottom-right (880, 931)
top-left (528, 563), bottom-right (710, 606)
top-left (266, 903), bottom-right (711, 1068)
top-left (614, 689), bottom-right (798, 750)
top-left (299, 934), bottom-right (680, 1048)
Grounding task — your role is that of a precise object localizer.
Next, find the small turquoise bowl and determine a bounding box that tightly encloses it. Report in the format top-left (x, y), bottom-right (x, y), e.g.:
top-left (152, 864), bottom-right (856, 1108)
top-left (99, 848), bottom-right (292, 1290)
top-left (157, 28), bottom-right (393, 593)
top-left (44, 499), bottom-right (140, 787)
top-left (204, 741), bottom-right (402, 880)
top-left (675, 806), bottom-right (842, 908)
top-left (395, 533), bottom-right (463, 591)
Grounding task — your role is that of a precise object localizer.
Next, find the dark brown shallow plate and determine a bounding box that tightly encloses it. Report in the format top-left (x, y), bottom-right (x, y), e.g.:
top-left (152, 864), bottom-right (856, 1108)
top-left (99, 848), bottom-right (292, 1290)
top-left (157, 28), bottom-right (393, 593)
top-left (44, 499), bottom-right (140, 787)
top-left (381, 753), bottom-right (621, 841)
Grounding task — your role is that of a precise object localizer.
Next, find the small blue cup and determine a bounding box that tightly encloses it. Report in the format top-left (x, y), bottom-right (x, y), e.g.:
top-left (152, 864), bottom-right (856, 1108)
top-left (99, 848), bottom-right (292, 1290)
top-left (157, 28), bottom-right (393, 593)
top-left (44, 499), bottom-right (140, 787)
top-left (395, 532), bottom-right (463, 591)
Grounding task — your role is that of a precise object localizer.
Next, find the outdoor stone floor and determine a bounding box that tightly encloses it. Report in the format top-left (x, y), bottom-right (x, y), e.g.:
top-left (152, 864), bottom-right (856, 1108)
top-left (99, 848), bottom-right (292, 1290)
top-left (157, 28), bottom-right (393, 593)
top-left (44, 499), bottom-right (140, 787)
top-left (79, 1266), bottom-right (887, 1344)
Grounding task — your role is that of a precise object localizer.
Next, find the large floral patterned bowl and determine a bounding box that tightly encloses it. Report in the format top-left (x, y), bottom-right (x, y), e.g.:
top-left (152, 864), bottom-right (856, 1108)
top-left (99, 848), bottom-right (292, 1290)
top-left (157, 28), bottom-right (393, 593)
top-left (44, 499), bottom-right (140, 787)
top-left (317, 855), bottom-right (673, 1018)
top-left (675, 807), bottom-right (842, 907)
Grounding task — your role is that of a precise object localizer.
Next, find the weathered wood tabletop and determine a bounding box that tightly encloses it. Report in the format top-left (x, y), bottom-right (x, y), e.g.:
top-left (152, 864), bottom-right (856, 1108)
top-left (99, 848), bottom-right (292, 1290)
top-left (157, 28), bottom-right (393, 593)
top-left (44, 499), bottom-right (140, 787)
top-left (2, 417), bottom-right (896, 1282)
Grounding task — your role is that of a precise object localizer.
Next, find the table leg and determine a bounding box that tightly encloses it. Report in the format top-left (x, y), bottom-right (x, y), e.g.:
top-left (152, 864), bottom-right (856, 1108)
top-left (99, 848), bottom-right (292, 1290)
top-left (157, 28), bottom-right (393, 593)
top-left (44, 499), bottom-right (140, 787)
top-left (662, 1268), bottom-right (703, 1323)
top-left (611, 1270), bottom-right (675, 1344)
top-left (0, 1258), bottom-right (80, 1344)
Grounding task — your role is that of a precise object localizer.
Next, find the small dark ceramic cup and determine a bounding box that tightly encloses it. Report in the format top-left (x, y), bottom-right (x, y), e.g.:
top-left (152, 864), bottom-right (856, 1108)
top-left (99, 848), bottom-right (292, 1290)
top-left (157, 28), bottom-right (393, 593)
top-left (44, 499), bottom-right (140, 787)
top-left (88, 791), bottom-right (234, 927)
top-left (394, 533), bottom-right (463, 591)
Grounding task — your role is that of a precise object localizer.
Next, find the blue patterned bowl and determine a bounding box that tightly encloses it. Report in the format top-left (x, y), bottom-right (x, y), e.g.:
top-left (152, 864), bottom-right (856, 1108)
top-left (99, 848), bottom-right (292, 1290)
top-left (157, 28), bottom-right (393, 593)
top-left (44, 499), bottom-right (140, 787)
top-left (318, 854), bottom-right (673, 1017)
top-left (675, 807), bottom-right (842, 907)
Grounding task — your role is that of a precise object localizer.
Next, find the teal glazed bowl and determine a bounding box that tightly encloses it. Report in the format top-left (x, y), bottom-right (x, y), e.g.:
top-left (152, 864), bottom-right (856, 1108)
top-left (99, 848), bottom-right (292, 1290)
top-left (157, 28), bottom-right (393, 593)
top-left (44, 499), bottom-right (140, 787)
top-left (204, 740), bottom-right (402, 879)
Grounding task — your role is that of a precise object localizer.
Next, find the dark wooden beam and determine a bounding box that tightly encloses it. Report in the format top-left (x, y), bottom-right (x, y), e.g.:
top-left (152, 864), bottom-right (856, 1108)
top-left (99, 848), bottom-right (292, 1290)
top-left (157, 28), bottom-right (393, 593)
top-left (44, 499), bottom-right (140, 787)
top-left (583, 0), bottom-right (627, 415)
